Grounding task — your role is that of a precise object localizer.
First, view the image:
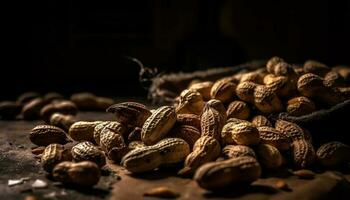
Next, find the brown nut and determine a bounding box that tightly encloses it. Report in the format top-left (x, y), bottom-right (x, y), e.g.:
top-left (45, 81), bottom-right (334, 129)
top-left (107, 102), bottom-right (152, 128)
top-left (69, 121), bottom-right (103, 143)
top-left (303, 60), bottom-right (330, 77)
top-left (257, 126), bottom-right (290, 151)
top-left (141, 106), bottom-right (176, 145)
top-left (40, 100), bottom-right (78, 123)
top-left (222, 145), bottom-right (256, 159)
top-left (0, 101), bottom-right (22, 119)
top-left (297, 73), bottom-right (325, 97)
top-left (240, 72), bottom-right (264, 84)
top-left (175, 89), bottom-right (205, 115)
top-left (41, 144), bottom-right (71, 172)
top-left (128, 127), bottom-right (142, 142)
top-left (71, 141), bottom-right (106, 167)
top-left (273, 62), bottom-right (297, 78)
top-left (255, 144), bottom-right (283, 169)
top-left (179, 136), bottom-right (221, 176)
top-left (49, 113), bottom-right (77, 132)
top-left (221, 122), bottom-right (260, 146)
top-left (286, 96), bottom-right (316, 116)
top-left (95, 97), bottom-right (114, 110)
top-left (324, 71), bottom-right (346, 88)
top-left (265, 76), bottom-right (295, 98)
top-left (251, 115), bottom-right (272, 127)
top-left (70, 92), bottom-right (97, 110)
top-left (22, 98), bottom-right (47, 120)
top-left (169, 125), bottom-right (201, 149)
top-left (121, 138), bottom-right (190, 173)
top-left (236, 81), bottom-right (258, 103)
top-left (194, 156), bottom-right (261, 190)
top-left (253, 85), bottom-right (283, 114)
top-left (188, 81), bottom-right (214, 101)
top-left (52, 161), bottom-right (100, 187)
top-left (29, 125), bottom-right (70, 146)
top-left (266, 56), bottom-right (285, 74)
top-left (210, 77), bottom-right (237, 104)
top-left (316, 141), bottom-right (350, 168)
top-left (333, 66), bottom-right (350, 82)
top-left (176, 114), bottom-right (201, 130)
top-left (99, 128), bottom-right (128, 162)
top-left (226, 101), bottom-right (250, 120)
top-left (43, 92), bottom-right (64, 104)
top-left (17, 92), bottom-right (41, 105)
top-left (201, 100), bottom-right (227, 142)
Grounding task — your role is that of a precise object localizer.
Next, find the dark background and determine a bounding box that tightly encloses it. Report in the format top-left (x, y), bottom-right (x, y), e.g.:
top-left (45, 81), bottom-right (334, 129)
top-left (2, 0), bottom-right (350, 99)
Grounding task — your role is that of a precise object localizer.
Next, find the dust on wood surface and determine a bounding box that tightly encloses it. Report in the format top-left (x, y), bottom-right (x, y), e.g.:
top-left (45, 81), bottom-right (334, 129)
top-left (1, 112), bottom-right (350, 200)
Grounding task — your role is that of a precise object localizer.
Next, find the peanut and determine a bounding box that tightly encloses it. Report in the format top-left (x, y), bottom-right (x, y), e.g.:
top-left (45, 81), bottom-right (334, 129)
top-left (169, 125), bottom-right (201, 148)
top-left (69, 121), bottom-right (103, 143)
top-left (41, 144), bottom-right (71, 172)
top-left (194, 156), bottom-right (261, 190)
top-left (257, 126), bottom-right (290, 151)
top-left (188, 81), bottom-right (213, 101)
top-left (236, 81), bottom-right (258, 103)
top-left (128, 127), bottom-right (142, 142)
top-left (266, 56), bottom-right (285, 74)
top-left (22, 98), bottom-right (47, 120)
top-left (176, 114), bottom-right (201, 130)
top-left (316, 141), bottom-right (350, 168)
top-left (221, 122), bottom-right (260, 146)
top-left (99, 128), bottom-right (128, 161)
top-left (49, 113), bottom-right (77, 131)
top-left (70, 92), bottom-right (97, 110)
top-left (303, 60), bottom-right (330, 77)
top-left (52, 161), bottom-right (100, 187)
top-left (265, 76), bottom-right (296, 98)
top-left (210, 77), bottom-right (237, 103)
top-left (17, 92), bottom-right (41, 105)
top-left (71, 141), bottom-right (106, 167)
top-left (175, 89), bottom-right (205, 115)
top-left (121, 138), bottom-right (190, 173)
top-left (253, 85), bottom-right (283, 113)
top-left (255, 144), bottom-right (283, 169)
top-left (201, 100), bottom-right (226, 141)
top-left (141, 106), bottom-right (176, 145)
top-left (29, 125), bottom-right (70, 146)
top-left (107, 102), bottom-right (152, 127)
top-left (0, 101), bottom-right (22, 119)
top-left (251, 115), bottom-right (272, 127)
top-left (222, 145), bottom-right (256, 159)
top-left (95, 97), bottom-right (114, 110)
top-left (275, 120), bottom-right (315, 168)
top-left (240, 71), bottom-right (264, 84)
top-left (324, 71), bottom-right (346, 88)
top-left (40, 100), bottom-right (78, 122)
top-left (179, 136), bottom-right (221, 176)
top-left (226, 100), bottom-right (250, 120)
top-left (286, 96), bottom-right (316, 116)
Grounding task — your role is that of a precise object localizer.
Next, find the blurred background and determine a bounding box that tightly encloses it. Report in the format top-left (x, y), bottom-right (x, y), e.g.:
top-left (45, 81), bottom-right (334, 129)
top-left (2, 0), bottom-right (350, 99)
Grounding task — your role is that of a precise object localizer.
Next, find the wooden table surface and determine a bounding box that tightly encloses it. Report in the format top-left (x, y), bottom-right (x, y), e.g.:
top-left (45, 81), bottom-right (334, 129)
top-left (1, 112), bottom-right (350, 200)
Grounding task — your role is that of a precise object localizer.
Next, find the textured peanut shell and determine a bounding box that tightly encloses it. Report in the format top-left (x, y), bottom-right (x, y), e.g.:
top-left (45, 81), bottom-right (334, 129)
top-left (297, 73), bottom-right (325, 97)
top-left (176, 114), bottom-right (201, 130)
top-left (236, 81), bottom-right (258, 103)
top-left (188, 81), bottom-right (214, 100)
top-left (303, 60), bottom-right (330, 77)
top-left (257, 126), bottom-right (290, 151)
top-left (22, 98), bottom-right (47, 120)
top-left (141, 106), bottom-right (176, 145)
top-left (251, 115), bottom-right (272, 127)
top-left (240, 72), bottom-right (264, 84)
top-left (201, 103), bottom-right (226, 142)
top-left (316, 141), bottom-right (350, 168)
top-left (95, 97), bottom-right (114, 110)
top-left (121, 138), bottom-right (190, 173)
top-left (292, 139), bottom-right (316, 168)
top-left (169, 125), bottom-right (201, 148)
top-left (128, 127), bottom-right (142, 142)
top-left (266, 76), bottom-right (295, 98)
top-left (93, 121), bottom-right (112, 145)
top-left (256, 144), bottom-right (283, 169)
top-left (253, 85), bottom-right (283, 113)
top-left (52, 161), bottom-right (100, 187)
top-left (40, 100), bottom-right (78, 123)
top-left (286, 96), bottom-right (316, 117)
top-left (222, 145), bottom-right (256, 159)
top-left (29, 125), bottom-right (69, 146)
top-left (206, 99), bottom-right (227, 118)
top-left (71, 141), bottom-right (106, 167)
top-left (99, 128), bottom-right (128, 161)
top-left (41, 144), bottom-right (71, 172)
top-left (324, 71), bottom-right (346, 88)
top-left (70, 92), bottom-right (98, 110)
top-left (107, 102), bottom-right (152, 127)
top-left (50, 113), bottom-right (77, 131)
top-left (69, 121), bottom-right (102, 143)
top-left (175, 89), bottom-right (205, 115)
top-left (221, 122), bottom-right (260, 146)
top-left (210, 77), bottom-right (237, 104)
top-left (226, 101), bottom-right (250, 120)
top-left (179, 136), bottom-right (221, 175)
top-left (266, 56), bottom-right (284, 74)
top-left (194, 156), bottom-right (261, 190)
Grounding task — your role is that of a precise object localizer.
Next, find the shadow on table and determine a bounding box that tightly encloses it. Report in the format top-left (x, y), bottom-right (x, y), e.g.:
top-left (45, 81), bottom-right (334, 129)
top-left (203, 184), bottom-right (279, 198)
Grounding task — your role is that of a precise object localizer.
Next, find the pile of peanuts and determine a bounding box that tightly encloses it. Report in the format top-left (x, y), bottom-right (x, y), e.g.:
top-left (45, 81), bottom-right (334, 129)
top-left (27, 57), bottom-right (350, 191)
